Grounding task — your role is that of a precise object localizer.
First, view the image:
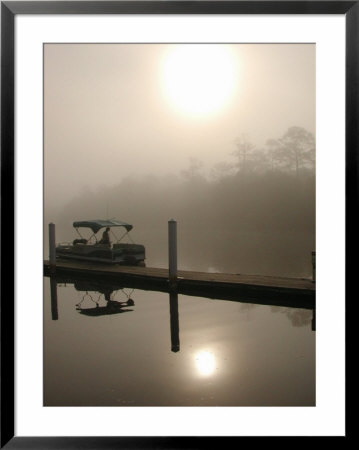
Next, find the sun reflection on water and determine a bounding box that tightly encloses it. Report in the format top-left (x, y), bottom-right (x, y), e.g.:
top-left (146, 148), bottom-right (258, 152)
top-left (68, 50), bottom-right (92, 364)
top-left (195, 350), bottom-right (216, 376)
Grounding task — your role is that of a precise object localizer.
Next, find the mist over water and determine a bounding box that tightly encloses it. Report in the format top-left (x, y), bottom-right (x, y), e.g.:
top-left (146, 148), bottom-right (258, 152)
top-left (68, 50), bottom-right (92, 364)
top-left (44, 44), bottom-right (315, 278)
top-left (45, 167), bottom-right (315, 277)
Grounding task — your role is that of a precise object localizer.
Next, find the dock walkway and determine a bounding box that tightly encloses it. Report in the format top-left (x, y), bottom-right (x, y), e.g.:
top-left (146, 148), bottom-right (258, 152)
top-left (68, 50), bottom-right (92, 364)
top-left (44, 260), bottom-right (315, 309)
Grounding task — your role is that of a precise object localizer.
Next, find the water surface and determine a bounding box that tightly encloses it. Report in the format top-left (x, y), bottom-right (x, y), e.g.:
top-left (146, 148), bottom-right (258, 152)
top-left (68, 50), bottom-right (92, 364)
top-left (44, 277), bottom-right (315, 406)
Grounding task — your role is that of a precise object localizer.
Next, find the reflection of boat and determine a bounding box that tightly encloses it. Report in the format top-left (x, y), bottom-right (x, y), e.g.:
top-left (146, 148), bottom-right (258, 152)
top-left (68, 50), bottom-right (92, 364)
top-left (56, 219), bottom-right (146, 265)
top-left (77, 299), bottom-right (134, 317)
top-left (49, 273), bottom-right (136, 319)
top-left (71, 278), bottom-right (136, 316)
top-left (72, 278), bottom-right (135, 307)
top-left (73, 280), bottom-right (123, 300)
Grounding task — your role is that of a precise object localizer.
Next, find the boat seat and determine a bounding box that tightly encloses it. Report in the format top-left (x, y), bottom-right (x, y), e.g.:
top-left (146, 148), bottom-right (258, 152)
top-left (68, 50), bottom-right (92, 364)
top-left (73, 238), bottom-right (87, 245)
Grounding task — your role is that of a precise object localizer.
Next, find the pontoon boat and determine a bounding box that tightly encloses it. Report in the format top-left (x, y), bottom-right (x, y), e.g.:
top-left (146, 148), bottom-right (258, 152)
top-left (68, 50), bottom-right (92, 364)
top-left (55, 219), bottom-right (145, 265)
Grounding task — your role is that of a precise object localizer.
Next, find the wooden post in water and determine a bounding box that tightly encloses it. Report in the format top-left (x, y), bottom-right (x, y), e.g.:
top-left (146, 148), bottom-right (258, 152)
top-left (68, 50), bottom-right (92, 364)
top-left (50, 277), bottom-right (58, 320)
top-left (168, 219), bottom-right (177, 288)
top-left (311, 251), bottom-right (316, 283)
top-left (169, 291), bottom-right (180, 352)
top-left (49, 223), bottom-right (56, 272)
top-left (311, 308), bottom-right (316, 332)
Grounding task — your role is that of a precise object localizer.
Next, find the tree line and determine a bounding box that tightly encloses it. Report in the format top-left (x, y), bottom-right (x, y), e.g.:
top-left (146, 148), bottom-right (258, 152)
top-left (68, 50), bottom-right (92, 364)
top-left (47, 126), bottom-right (315, 276)
top-left (211, 125), bottom-right (315, 180)
top-left (57, 126), bottom-right (315, 233)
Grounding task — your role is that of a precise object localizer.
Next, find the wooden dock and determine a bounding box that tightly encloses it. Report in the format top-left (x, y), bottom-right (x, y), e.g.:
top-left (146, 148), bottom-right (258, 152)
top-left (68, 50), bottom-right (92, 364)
top-left (44, 260), bottom-right (315, 310)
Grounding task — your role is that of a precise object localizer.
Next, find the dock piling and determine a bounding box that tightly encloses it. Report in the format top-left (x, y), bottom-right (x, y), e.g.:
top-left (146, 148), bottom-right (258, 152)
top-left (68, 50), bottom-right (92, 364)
top-left (49, 223), bottom-right (56, 272)
top-left (169, 291), bottom-right (180, 352)
top-left (168, 219), bottom-right (177, 288)
top-left (311, 251), bottom-right (316, 282)
top-left (50, 277), bottom-right (59, 320)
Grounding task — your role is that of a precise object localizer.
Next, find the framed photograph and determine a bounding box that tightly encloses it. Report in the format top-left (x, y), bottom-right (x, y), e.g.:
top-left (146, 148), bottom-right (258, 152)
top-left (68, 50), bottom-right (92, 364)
top-left (1, 1), bottom-right (355, 446)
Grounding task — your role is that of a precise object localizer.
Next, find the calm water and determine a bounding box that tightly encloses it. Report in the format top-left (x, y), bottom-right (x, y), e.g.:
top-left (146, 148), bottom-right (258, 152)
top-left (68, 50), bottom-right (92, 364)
top-left (44, 277), bottom-right (315, 407)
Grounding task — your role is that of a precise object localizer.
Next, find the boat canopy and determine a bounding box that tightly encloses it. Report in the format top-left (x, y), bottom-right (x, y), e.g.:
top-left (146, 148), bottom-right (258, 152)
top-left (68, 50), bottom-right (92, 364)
top-left (73, 219), bottom-right (133, 234)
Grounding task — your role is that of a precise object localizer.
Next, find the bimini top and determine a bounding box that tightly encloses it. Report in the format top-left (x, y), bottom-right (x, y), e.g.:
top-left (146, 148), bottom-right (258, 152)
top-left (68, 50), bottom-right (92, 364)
top-left (73, 219), bottom-right (133, 234)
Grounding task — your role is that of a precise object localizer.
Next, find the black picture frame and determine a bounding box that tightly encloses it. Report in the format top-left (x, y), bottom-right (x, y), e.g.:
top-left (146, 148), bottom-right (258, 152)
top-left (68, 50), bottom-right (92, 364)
top-left (1, 1), bottom-right (355, 447)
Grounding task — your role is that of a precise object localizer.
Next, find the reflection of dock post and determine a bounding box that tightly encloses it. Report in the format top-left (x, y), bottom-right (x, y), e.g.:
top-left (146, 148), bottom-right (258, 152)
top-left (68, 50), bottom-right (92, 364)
top-left (50, 277), bottom-right (58, 320)
top-left (312, 309), bottom-right (316, 331)
top-left (168, 219), bottom-right (177, 289)
top-left (168, 220), bottom-right (180, 351)
top-left (49, 223), bottom-right (56, 273)
top-left (169, 291), bottom-right (180, 352)
top-left (311, 251), bottom-right (316, 283)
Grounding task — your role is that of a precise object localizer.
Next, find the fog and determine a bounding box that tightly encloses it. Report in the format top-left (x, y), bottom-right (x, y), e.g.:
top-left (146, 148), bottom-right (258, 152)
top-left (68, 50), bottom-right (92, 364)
top-left (44, 43), bottom-right (315, 277)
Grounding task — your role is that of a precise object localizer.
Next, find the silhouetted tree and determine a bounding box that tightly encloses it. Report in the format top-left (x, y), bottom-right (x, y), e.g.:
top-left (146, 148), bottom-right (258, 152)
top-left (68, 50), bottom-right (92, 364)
top-left (181, 157), bottom-right (205, 181)
top-left (267, 126), bottom-right (315, 176)
top-left (265, 138), bottom-right (282, 171)
top-left (246, 149), bottom-right (271, 174)
top-left (232, 135), bottom-right (256, 175)
top-left (232, 135), bottom-right (271, 175)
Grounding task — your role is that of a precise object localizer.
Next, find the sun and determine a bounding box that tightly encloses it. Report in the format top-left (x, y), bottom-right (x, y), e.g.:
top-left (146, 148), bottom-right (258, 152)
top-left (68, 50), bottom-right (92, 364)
top-left (161, 44), bottom-right (238, 117)
top-left (195, 350), bottom-right (216, 376)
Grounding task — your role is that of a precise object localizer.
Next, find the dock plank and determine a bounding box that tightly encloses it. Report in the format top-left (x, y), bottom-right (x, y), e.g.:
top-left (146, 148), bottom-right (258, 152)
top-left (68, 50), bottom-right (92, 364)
top-left (44, 260), bottom-right (315, 309)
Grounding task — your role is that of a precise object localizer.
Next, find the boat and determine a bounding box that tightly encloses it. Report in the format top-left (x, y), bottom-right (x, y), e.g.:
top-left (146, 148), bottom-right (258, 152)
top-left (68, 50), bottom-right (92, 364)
top-left (55, 219), bottom-right (146, 265)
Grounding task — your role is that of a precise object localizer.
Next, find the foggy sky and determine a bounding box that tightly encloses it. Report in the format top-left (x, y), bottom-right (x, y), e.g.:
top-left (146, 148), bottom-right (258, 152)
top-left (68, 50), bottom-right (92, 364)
top-left (44, 43), bottom-right (315, 208)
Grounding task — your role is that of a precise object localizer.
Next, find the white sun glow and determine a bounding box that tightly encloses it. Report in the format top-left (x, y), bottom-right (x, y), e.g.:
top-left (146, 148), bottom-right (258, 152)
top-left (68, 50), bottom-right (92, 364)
top-left (161, 44), bottom-right (238, 117)
top-left (195, 350), bottom-right (216, 376)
